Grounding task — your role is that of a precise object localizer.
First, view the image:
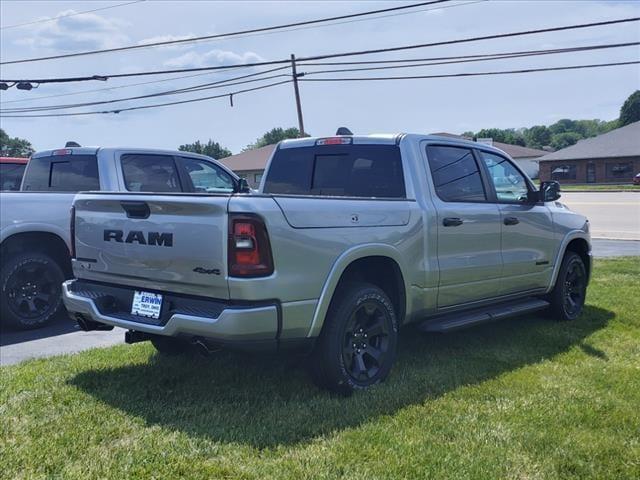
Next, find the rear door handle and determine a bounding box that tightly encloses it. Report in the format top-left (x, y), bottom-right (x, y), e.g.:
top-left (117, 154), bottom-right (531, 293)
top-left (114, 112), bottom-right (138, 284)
top-left (443, 217), bottom-right (463, 227)
top-left (504, 216), bottom-right (519, 225)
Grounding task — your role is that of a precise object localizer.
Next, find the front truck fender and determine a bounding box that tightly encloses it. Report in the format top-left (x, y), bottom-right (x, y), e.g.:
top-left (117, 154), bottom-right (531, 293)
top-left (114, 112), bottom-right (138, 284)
top-left (546, 230), bottom-right (592, 293)
top-left (305, 243), bottom-right (410, 338)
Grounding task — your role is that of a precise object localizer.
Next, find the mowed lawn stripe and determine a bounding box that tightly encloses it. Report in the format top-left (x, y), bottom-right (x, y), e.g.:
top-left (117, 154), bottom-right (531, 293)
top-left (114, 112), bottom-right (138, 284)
top-left (1, 257), bottom-right (638, 479)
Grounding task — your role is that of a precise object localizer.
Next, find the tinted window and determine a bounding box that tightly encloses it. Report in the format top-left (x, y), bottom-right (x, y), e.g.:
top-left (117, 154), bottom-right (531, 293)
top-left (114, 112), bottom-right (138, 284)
top-left (551, 164), bottom-right (577, 181)
top-left (121, 154), bottom-right (181, 192)
top-left (0, 163), bottom-right (26, 191)
top-left (264, 144), bottom-right (405, 198)
top-left (606, 162), bottom-right (632, 179)
top-left (22, 155), bottom-right (99, 192)
top-left (426, 146), bottom-right (485, 202)
top-left (480, 151), bottom-right (530, 203)
top-left (178, 157), bottom-right (234, 193)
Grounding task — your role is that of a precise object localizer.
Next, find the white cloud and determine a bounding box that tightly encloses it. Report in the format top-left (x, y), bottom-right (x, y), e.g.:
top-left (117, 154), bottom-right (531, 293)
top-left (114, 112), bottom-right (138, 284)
top-left (163, 49), bottom-right (264, 68)
top-left (14, 10), bottom-right (129, 51)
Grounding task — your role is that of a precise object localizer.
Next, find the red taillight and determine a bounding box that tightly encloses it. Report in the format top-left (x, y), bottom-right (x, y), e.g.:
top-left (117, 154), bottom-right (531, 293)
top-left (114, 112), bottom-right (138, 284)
top-left (54, 149), bottom-right (72, 155)
top-left (69, 205), bottom-right (76, 258)
top-left (228, 214), bottom-right (273, 277)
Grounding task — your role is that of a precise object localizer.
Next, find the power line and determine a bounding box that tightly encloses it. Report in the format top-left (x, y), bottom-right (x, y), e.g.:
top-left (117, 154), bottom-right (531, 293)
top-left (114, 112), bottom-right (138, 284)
top-left (0, 67), bottom-right (248, 105)
top-left (299, 60), bottom-right (640, 82)
top-left (298, 42), bottom-right (640, 66)
top-left (2, 16), bottom-right (637, 84)
top-left (0, 0), bottom-right (144, 30)
top-left (300, 42), bottom-right (640, 75)
top-left (4, 41), bottom-right (637, 113)
top-left (3, 60), bottom-right (635, 118)
top-left (1, 67), bottom-right (291, 113)
top-left (0, 1), bottom-right (451, 65)
top-left (0, 80), bottom-right (292, 117)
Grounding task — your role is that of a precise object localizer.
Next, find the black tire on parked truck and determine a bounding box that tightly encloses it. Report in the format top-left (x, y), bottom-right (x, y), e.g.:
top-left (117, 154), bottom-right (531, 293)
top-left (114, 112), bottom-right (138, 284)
top-left (150, 335), bottom-right (190, 355)
top-left (548, 251), bottom-right (587, 321)
top-left (310, 282), bottom-right (399, 395)
top-left (0, 252), bottom-right (65, 330)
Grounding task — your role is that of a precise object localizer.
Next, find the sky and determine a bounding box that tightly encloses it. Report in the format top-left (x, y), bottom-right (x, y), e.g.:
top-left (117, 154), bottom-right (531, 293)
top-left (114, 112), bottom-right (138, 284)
top-left (1, 0), bottom-right (639, 154)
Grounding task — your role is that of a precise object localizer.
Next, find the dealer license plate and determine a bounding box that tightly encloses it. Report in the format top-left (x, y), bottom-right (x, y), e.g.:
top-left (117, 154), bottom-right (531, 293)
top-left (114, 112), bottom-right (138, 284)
top-left (131, 291), bottom-right (163, 319)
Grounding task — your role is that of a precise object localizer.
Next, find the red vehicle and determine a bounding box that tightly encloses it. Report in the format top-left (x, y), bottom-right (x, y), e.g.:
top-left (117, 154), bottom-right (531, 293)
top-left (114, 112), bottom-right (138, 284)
top-left (0, 156), bottom-right (29, 191)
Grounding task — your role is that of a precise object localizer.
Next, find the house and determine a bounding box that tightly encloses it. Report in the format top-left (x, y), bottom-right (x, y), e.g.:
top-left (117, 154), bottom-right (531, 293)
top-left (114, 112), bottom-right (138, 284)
top-left (432, 133), bottom-right (548, 179)
top-left (538, 121), bottom-right (640, 184)
top-left (219, 144), bottom-right (276, 188)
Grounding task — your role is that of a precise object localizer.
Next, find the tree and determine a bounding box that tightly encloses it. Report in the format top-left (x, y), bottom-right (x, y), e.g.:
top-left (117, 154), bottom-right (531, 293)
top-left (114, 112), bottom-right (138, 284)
top-left (0, 128), bottom-right (34, 157)
top-left (243, 127), bottom-right (307, 151)
top-left (550, 131), bottom-right (582, 150)
top-left (524, 125), bottom-right (551, 149)
top-left (619, 90), bottom-right (640, 127)
top-left (178, 139), bottom-right (231, 159)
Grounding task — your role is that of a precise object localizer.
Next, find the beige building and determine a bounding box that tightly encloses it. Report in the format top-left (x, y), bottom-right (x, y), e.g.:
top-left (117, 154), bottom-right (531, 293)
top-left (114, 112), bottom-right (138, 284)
top-left (219, 144), bottom-right (276, 188)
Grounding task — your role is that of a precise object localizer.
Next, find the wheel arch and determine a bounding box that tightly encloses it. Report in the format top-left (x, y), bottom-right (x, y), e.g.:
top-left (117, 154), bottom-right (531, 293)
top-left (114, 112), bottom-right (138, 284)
top-left (547, 231), bottom-right (591, 292)
top-left (306, 244), bottom-right (409, 338)
top-left (1, 231), bottom-right (72, 277)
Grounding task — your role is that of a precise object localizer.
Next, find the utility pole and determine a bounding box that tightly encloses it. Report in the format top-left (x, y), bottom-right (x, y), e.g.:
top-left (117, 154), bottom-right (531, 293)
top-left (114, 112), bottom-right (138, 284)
top-left (290, 54), bottom-right (305, 137)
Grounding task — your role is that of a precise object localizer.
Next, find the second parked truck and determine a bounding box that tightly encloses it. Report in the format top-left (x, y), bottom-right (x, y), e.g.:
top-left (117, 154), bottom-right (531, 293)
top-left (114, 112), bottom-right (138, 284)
top-left (63, 134), bottom-right (591, 393)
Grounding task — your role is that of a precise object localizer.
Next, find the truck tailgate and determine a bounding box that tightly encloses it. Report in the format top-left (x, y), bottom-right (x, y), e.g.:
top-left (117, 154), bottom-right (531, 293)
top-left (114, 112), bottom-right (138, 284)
top-left (73, 193), bottom-right (230, 299)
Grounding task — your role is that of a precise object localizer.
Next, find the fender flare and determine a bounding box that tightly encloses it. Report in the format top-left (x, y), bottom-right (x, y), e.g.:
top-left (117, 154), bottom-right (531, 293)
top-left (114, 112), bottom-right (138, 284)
top-left (1, 224), bottom-right (71, 251)
top-left (306, 243), bottom-right (410, 338)
top-left (546, 230), bottom-right (591, 292)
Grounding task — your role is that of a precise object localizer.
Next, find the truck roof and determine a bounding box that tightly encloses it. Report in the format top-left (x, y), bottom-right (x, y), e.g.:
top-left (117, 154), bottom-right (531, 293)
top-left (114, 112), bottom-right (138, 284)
top-left (30, 146), bottom-right (225, 163)
top-left (278, 133), bottom-right (514, 158)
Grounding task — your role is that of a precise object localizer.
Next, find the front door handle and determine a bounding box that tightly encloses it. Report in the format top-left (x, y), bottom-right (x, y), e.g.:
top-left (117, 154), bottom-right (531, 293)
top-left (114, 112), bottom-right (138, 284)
top-left (443, 217), bottom-right (463, 227)
top-left (504, 216), bottom-right (519, 225)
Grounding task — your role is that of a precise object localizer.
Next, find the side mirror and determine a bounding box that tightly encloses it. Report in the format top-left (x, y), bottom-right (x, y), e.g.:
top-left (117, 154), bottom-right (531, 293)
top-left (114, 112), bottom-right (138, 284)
top-left (539, 181), bottom-right (561, 202)
top-left (236, 177), bottom-right (251, 193)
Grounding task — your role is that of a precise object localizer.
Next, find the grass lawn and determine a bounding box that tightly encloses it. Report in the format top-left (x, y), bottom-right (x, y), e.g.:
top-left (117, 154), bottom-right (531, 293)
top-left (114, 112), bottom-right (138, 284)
top-left (1, 258), bottom-right (639, 479)
top-left (559, 184), bottom-right (639, 192)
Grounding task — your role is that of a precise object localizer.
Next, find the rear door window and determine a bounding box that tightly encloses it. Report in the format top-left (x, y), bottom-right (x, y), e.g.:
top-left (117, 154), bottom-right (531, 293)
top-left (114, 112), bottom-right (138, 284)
top-left (22, 154), bottom-right (99, 192)
top-left (425, 145), bottom-right (486, 202)
top-left (177, 156), bottom-right (235, 193)
top-left (121, 154), bottom-right (181, 192)
top-left (264, 144), bottom-right (405, 198)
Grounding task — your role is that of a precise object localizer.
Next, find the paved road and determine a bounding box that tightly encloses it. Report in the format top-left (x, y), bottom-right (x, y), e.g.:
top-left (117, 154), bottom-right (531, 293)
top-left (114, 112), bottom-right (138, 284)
top-left (1, 238), bottom-right (638, 366)
top-left (561, 192), bottom-right (639, 240)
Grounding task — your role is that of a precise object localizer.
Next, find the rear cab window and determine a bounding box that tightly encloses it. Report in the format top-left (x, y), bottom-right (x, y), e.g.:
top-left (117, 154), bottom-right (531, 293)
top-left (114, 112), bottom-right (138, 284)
top-left (22, 154), bottom-right (99, 192)
top-left (263, 144), bottom-right (405, 198)
top-left (0, 163), bottom-right (26, 191)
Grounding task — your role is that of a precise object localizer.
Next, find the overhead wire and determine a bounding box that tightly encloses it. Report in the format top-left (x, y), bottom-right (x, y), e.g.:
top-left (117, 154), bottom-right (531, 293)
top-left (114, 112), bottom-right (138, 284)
top-left (0, 0), bottom-right (144, 30)
top-left (1, 16), bottom-right (637, 84)
top-left (0, 1), bottom-right (452, 65)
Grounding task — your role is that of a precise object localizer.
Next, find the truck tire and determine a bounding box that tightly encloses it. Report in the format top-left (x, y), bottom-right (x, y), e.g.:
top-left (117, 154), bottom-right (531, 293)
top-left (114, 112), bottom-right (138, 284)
top-left (548, 251), bottom-right (587, 321)
top-left (0, 252), bottom-right (64, 330)
top-left (310, 283), bottom-right (399, 395)
top-left (150, 335), bottom-right (190, 355)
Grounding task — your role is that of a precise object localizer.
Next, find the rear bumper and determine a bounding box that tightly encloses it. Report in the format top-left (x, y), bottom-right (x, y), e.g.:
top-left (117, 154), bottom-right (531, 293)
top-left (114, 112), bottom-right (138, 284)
top-left (62, 279), bottom-right (278, 343)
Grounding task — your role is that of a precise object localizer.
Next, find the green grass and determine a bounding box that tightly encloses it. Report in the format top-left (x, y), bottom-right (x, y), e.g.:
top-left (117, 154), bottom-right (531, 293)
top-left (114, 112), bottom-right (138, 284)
top-left (2, 258), bottom-right (639, 479)
top-left (559, 184), bottom-right (639, 192)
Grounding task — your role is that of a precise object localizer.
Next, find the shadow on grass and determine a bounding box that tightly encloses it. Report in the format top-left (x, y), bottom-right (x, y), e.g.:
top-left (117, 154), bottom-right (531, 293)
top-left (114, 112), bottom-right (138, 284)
top-left (70, 305), bottom-right (613, 448)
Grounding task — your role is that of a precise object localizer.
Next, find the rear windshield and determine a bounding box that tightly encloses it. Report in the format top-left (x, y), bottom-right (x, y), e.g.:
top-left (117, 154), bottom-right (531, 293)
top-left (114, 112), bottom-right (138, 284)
top-left (0, 163), bottom-right (26, 191)
top-left (22, 155), bottom-right (99, 192)
top-left (263, 144), bottom-right (405, 198)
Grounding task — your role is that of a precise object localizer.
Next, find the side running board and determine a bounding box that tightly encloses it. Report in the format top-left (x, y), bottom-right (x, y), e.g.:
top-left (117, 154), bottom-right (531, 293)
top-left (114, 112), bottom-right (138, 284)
top-left (418, 298), bottom-right (550, 333)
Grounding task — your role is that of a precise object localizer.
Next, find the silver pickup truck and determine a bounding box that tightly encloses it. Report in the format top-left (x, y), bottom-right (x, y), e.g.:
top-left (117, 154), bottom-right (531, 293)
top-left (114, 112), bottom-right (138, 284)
top-left (63, 134), bottom-right (591, 393)
top-left (0, 146), bottom-right (242, 330)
